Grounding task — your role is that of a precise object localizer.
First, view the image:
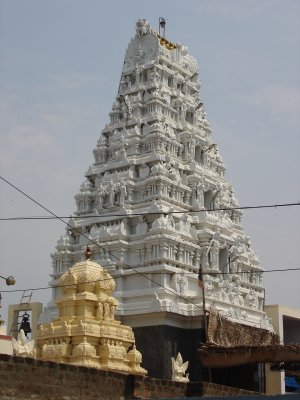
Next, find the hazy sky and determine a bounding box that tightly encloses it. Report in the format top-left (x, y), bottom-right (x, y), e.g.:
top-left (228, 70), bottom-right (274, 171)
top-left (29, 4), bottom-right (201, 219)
top-left (0, 0), bottom-right (299, 323)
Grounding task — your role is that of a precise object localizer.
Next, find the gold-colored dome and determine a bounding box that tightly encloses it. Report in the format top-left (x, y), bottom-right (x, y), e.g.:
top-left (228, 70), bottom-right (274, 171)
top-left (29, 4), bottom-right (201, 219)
top-left (60, 259), bottom-right (115, 294)
top-left (127, 345), bottom-right (142, 363)
top-left (157, 34), bottom-right (177, 50)
top-left (37, 257), bottom-right (147, 376)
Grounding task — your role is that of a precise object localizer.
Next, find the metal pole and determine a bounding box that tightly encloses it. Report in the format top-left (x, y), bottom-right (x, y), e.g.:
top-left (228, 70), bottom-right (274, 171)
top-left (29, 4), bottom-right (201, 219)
top-left (199, 265), bottom-right (208, 339)
top-left (159, 17), bottom-right (166, 38)
top-left (199, 265), bottom-right (212, 382)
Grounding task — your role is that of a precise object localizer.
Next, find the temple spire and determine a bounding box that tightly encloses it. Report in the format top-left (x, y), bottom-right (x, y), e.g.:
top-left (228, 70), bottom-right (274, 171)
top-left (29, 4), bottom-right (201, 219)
top-left (46, 19), bottom-right (270, 379)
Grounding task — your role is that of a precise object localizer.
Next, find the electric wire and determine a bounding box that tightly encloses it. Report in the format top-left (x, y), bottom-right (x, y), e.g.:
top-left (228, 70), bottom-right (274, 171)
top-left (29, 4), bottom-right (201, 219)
top-left (0, 267), bottom-right (299, 294)
top-left (1, 175), bottom-right (299, 311)
top-left (0, 176), bottom-right (205, 311)
top-left (0, 202), bottom-right (299, 221)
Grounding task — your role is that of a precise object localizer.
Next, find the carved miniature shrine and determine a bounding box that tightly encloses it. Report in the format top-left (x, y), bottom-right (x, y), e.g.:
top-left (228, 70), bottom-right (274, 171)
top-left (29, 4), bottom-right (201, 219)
top-left (36, 252), bottom-right (147, 375)
top-left (44, 19), bottom-right (273, 380)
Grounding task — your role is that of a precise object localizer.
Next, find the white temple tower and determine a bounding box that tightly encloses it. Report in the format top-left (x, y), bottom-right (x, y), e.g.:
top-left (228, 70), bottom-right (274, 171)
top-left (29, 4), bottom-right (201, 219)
top-left (47, 19), bottom-right (271, 381)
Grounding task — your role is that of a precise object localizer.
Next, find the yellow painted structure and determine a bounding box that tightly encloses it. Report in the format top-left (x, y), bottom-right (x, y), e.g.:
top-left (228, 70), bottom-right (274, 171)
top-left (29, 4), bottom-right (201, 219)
top-left (36, 257), bottom-right (147, 375)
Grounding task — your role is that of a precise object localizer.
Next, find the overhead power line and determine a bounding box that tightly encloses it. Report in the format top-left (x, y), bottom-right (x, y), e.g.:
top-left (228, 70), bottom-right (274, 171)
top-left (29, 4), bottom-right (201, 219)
top-left (0, 267), bottom-right (299, 294)
top-left (0, 176), bottom-right (204, 311)
top-left (0, 202), bottom-right (299, 221)
top-left (1, 175), bottom-right (298, 312)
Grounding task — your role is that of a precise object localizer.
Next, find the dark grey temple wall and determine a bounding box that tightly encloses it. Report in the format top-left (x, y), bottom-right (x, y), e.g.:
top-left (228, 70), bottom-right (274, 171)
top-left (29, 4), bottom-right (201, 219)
top-left (133, 325), bottom-right (261, 392)
top-left (133, 325), bottom-right (206, 381)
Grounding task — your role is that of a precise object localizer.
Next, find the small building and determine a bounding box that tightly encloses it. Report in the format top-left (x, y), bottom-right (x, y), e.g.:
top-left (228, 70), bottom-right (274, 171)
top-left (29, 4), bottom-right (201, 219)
top-left (265, 304), bottom-right (300, 394)
top-left (0, 321), bottom-right (13, 355)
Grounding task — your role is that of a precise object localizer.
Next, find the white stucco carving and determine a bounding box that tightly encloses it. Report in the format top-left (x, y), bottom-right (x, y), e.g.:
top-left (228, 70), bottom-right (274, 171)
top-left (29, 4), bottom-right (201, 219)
top-left (12, 329), bottom-right (35, 357)
top-left (47, 19), bottom-right (268, 331)
top-left (171, 353), bottom-right (189, 382)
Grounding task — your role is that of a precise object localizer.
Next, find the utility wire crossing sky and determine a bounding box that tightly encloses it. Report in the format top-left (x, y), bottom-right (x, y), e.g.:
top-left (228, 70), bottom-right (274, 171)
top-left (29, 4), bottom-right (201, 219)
top-left (1, 175), bottom-right (299, 318)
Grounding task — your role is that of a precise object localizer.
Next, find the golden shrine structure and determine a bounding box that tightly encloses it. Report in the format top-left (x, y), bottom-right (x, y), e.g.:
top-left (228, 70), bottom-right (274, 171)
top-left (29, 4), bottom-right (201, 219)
top-left (35, 248), bottom-right (147, 375)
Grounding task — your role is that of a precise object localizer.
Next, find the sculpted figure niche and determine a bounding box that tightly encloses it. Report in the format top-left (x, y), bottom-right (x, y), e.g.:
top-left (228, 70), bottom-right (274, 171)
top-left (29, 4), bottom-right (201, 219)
top-left (138, 163), bottom-right (150, 178)
top-left (165, 156), bottom-right (180, 181)
top-left (118, 179), bottom-right (128, 207)
top-left (193, 179), bottom-right (205, 210)
top-left (188, 136), bottom-right (198, 161)
top-left (136, 215), bottom-right (148, 235)
top-left (176, 214), bottom-right (191, 236)
top-left (206, 231), bottom-right (225, 270)
top-left (228, 238), bottom-right (242, 274)
top-left (95, 183), bottom-right (106, 212)
top-left (108, 179), bottom-right (115, 207)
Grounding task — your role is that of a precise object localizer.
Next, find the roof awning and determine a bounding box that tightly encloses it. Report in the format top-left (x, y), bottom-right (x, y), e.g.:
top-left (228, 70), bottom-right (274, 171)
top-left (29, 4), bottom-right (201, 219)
top-left (198, 308), bottom-right (300, 368)
top-left (199, 344), bottom-right (300, 368)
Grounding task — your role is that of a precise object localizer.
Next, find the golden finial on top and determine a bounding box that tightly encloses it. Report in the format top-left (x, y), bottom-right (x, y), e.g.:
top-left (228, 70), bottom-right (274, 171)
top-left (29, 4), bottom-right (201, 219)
top-left (84, 245), bottom-right (92, 260)
top-left (157, 34), bottom-right (177, 50)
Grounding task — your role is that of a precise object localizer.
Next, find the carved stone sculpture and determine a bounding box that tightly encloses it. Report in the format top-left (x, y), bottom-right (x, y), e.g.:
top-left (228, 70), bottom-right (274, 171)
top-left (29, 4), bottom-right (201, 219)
top-left (95, 183), bottom-right (106, 211)
top-left (176, 214), bottom-right (191, 236)
top-left (108, 179), bottom-right (115, 207)
top-left (136, 19), bottom-right (150, 37)
top-left (194, 179), bottom-right (205, 210)
top-left (228, 239), bottom-right (242, 274)
top-left (119, 179), bottom-right (128, 207)
top-left (248, 288), bottom-right (259, 309)
top-left (171, 353), bottom-right (189, 382)
top-left (12, 329), bottom-right (35, 357)
top-left (188, 136), bottom-right (197, 160)
top-left (206, 231), bottom-right (225, 270)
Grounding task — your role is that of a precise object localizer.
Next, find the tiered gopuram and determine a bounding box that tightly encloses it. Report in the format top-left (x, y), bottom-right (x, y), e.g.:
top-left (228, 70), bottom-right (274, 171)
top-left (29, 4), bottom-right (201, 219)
top-left (45, 19), bottom-right (272, 379)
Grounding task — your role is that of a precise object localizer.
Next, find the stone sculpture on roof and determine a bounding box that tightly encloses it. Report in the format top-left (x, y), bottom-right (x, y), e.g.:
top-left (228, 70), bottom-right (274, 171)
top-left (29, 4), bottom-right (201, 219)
top-left (171, 353), bottom-right (189, 382)
top-left (12, 329), bottom-right (35, 357)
